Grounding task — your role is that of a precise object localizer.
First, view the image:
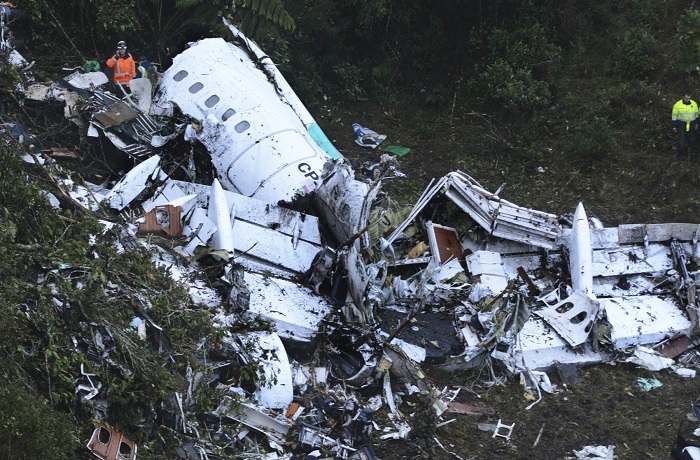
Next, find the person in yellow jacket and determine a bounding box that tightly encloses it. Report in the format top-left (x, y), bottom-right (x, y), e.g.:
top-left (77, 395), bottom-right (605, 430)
top-left (672, 91), bottom-right (699, 159)
top-left (106, 40), bottom-right (136, 95)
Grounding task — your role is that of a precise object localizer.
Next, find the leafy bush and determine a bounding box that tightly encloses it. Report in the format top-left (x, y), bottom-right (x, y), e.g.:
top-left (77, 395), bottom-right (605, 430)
top-left (618, 28), bottom-right (657, 78)
top-left (676, 8), bottom-right (700, 73)
top-left (485, 22), bottom-right (562, 81)
top-left (330, 62), bottom-right (367, 101)
top-left (473, 59), bottom-right (552, 109)
top-left (0, 381), bottom-right (79, 460)
top-left (467, 18), bottom-right (561, 111)
top-left (568, 116), bottom-right (617, 163)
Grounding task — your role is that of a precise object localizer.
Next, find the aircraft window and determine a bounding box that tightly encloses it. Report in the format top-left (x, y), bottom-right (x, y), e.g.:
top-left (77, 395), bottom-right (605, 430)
top-left (205, 95), bottom-right (220, 108)
top-left (234, 121), bottom-right (250, 133)
top-left (118, 441), bottom-right (133, 459)
top-left (97, 427), bottom-right (111, 444)
top-left (188, 82), bottom-right (204, 93)
top-left (222, 108), bottom-right (236, 121)
top-left (173, 70), bottom-right (188, 82)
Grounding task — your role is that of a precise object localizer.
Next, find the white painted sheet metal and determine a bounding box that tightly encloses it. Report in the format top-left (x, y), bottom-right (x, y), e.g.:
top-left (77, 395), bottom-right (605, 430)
top-left (245, 273), bottom-right (332, 344)
top-left (465, 251), bottom-right (508, 296)
top-left (570, 203), bottom-right (593, 294)
top-left (145, 179), bottom-right (322, 274)
top-left (105, 155), bottom-right (164, 210)
top-left (223, 20), bottom-right (342, 161)
top-left (534, 290), bottom-right (599, 347)
top-left (443, 171), bottom-right (562, 249)
top-left (240, 331), bottom-right (294, 410)
top-left (208, 178), bottom-right (234, 253)
top-left (517, 319), bottom-right (604, 371)
top-left (600, 296), bottom-right (692, 348)
top-left (168, 180), bottom-right (322, 244)
top-left (155, 38), bottom-right (332, 203)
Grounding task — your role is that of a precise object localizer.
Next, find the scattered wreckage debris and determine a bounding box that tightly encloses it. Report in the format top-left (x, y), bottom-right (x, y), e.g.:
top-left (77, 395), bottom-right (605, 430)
top-left (6, 10), bottom-right (700, 460)
top-left (352, 122), bottom-right (387, 149)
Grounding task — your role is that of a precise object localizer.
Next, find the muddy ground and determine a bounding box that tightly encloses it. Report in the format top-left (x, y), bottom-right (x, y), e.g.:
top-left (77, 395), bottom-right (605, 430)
top-left (312, 97), bottom-right (700, 459)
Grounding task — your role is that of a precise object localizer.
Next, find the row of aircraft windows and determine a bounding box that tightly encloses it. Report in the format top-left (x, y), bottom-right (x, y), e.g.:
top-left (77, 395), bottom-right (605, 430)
top-left (172, 69), bottom-right (246, 129)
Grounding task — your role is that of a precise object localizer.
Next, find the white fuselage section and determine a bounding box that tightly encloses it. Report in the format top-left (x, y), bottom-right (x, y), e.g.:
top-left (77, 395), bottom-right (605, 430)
top-left (155, 38), bottom-right (331, 203)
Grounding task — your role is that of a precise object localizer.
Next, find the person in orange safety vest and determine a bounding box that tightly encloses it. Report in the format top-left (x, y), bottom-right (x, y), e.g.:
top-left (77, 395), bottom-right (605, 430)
top-left (106, 40), bottom-right (136, 95)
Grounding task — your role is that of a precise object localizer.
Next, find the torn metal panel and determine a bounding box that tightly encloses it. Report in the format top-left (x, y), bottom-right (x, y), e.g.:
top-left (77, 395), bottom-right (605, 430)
top-left (429, 257), bottom-right (467, 287)
top-left (148, 179), bottom-right (323, 275)
top-left (382, 345), bottom-right (430, 394)
top-left (104, 155), bottom-right (165, 210)
top-left (442, 171), bottom-right (562, 249)
top-left (98, 129), bottom-right (151, 159)
top-left (465, 251), bottom-right (508, 297)
top-left (600, 296), bottom-right (692, 348)
top-left (128, 78), bottom-right (152, 113)
top-left (617, 223), bottom-right (700, 245)
top-left (86, 423), bottom-right (137, 460)
top-left (243, 272), bottom-right (332, 346)
top-left (24, 82), bottom-right (55, 101)
top-left (230, 219), bottom-right (321, 274)
top-left (179, 206), bottom-right (217, 256)
top-left (325, 324), bottom-right (382, 389)
top-left (92, 99), bottom-right (140, 127)
top-left (76, 363), bottom-right (102, 400)
top-left (314, 161), bottom-right (381, 315)
top-left (339, 245), bottom-right (373, 322)
top-left (314, 161), bottom-right (378, 244)
top-left (626, 346), bottom-right (674, 371)
top-left (215, 398), bottom-right (292, 445)
top-left (534, 290), bottom-right (599, 347)
top-left (654, 334), bottom-right (695, 359)
top-left (168, 180), bottom-right (322, 244)
top-left (154, 37), bottom-right (333, 203)
top-left (141, 185), bottom-right (198, 216)
top-left (515, 319), bottom-right (605, 371)
top-left (63, 70), bottom-right (109, 89)
top-left (591, 243), bottom-right (674, 278)
top-left (239, 331), bottom-right (294, 410)
top-left (384, 176), bottom-right (449, 246)
top-left (63, 180), bottom-right (111, 212)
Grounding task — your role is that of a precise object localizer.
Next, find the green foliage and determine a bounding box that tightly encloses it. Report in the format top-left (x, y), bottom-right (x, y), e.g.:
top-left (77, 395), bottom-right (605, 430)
top-left (92, 0), bottom-right (139, 34)
top-left (235, 0), bottom-right (295, 32)
top-left (676, 8), bottom-right (700, 73)
top-left (0, 381), bottom-right (79, 460)
top-left (0, 61), bottom-right (21, 98)
top-left (0, 132), bottom-right (224, 448)
top-left (330, 62), bottom-right (367, 101)
top-left (618, 28), bottom-right (657, 78)
top-left (466, 14), bottom-right (561, 111)
top-left (568, 116), bottom-right (618, 164)
top-left (485, 22), bottom-right (562, 81)
top-left (630, 0), bottom-right (667, 28)
top-left (473, 59), bottom-right (552, 110)
top-left (370, 61), bottom-right (395, 86)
